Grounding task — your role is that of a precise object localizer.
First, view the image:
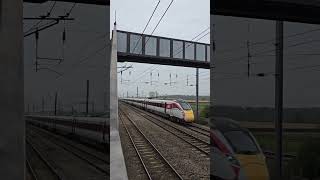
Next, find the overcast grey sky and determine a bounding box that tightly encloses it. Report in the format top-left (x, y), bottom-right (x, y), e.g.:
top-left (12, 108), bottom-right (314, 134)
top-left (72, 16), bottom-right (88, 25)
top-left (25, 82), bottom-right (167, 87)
top-left (111, 0), bottom-right (210, 98)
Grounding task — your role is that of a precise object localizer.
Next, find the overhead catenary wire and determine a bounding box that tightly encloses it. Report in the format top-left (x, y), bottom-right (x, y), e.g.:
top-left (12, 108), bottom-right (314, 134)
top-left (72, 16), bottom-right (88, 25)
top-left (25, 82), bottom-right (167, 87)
top-left (56, 43), bottom-right (109, 80)
top-left (131, 0), bottom-right (161, 53)
top-left (173, 30), bottom-right (210, 57)
top-left (33, 3), bottom-right (109, 75)
top-left (129, 0), bottom-right (176, 84)
top-left (214, 39), bottom-right (320, 67)
top-left (172, 26), bottom-right (210, 56)
top-left (24, 1), bottom-right (57, 34)
top-left (65, 2), bottom-right (77, 17)
top-left (205, 50), bottom-right (320, 81)
top-left (215, 27), bottom-right (320, 55)
top-left (160, 37), bottom-right (320, 84)
top-left (26, 1), bottom-right (79, 74)
top-left (208, 58), bottom-right (320, 82)
top-left (42, 32), bottom-right (110, 72)
top-left (141, 0), bottom-right (175, 54)
top-left (25, 1), bottom-right (77, 35)
top-left (210, 27), bottom-right (320, 72)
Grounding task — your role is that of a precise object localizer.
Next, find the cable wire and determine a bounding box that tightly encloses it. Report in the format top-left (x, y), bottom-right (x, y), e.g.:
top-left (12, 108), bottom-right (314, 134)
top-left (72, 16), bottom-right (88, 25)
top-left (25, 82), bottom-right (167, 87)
top-left (142, 0), bottom-right (175, 53)
top-left (214, 39), bottom-right (320, 67)
top-left (131, 0), bottom-right (161, 53)
top-left (215, 27), bottom-right (320, 55)
top-left (25, 1), bottom-right (57, 34)
top-left (129, 0), bottom-right (176, 84)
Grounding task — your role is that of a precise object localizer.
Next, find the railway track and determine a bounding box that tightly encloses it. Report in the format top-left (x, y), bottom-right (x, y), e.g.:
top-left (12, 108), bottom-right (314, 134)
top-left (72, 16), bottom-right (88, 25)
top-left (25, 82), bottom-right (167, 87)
top-left (122, 103), bottom-right (210, 157)
top-left (26, 138), bottom-right (63, 180)
top-left (27, 125), bottom-right (109, 176)
top-left (184, 124), bottom-right (210, 137)
top-left (26, 159), bottom-right (37, 180)
top-left (119, 108), bottom-right (183, 180)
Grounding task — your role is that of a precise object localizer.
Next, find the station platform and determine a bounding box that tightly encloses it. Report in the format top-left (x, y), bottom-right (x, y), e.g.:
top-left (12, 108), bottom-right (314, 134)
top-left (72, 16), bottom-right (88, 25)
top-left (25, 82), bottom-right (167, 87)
top-left (110, 127), bottom-right (128, 180)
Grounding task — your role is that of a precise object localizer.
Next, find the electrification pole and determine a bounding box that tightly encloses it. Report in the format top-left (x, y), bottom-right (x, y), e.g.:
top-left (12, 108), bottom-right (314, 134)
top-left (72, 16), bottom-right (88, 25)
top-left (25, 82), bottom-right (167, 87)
top-left (137, 86), bottom-right (139, 98)
top-left (104, 92), bottom-right (106, 110)
top-left (196, 68), bottom-right (199, 121)
top-left (187, 75), bottom-right (189, 86)
top-left (42, 96), bottom-right (45, 113)
top-left (71, 106), bottom-right (74, 115)
top-left (247, 22), bottom-right (251, 78)
top-left (54, 92), bottom-right (57, 116)
top-left (86, 80), bottom-right (89, 116)
top-left (275, 20), bottom-right (284, 180)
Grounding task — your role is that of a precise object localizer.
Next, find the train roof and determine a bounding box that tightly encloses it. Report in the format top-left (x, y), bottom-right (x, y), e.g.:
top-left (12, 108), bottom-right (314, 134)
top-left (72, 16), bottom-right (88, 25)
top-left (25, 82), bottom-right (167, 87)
top-left (122, 98), bottom-right (182, 103)
top-left (212, 117), bottom-right (248, 133)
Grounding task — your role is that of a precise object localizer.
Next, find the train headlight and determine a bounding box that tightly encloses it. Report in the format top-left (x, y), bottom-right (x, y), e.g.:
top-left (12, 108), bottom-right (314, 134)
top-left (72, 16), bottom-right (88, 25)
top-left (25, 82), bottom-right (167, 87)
top-left (226, 154), bottom-right (240, 167)
top-left (226, 154), bottom-right (241, 178)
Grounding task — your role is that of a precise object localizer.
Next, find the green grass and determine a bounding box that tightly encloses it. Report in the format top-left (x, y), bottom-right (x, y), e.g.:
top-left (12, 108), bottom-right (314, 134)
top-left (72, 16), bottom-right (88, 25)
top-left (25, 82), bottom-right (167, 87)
top-left (189, 102), bottom-right (209, 125)
top-left (254, 133), bottom-right (320, 154)
top-left (189, 102), bottom-right (209, 117)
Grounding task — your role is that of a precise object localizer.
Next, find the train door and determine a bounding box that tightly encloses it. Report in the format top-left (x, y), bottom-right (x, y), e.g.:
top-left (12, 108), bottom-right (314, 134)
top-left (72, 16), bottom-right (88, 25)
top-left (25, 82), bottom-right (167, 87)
top-left (164, 102), bottom-right (167, 114)
top-left (172, 103), bottom-right (183, 120)
top-left (166, 103), bottom-right (172, 118)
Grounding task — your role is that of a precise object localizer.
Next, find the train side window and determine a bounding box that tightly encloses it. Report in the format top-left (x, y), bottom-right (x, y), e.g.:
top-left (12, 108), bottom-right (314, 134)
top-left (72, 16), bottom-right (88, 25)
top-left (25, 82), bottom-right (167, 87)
top-left (211, 137), bottom-right (217, 148)
top-left (172, 103), bottom-right (179, 109)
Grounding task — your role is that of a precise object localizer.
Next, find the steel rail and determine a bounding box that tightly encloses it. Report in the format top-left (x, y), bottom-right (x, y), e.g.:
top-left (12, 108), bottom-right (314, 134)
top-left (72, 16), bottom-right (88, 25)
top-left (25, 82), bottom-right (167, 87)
top-left (122, 103), bottom-right (210, 156)
top-left (184, 124), bottom-right (210, 137)
top-left (118, 110), bottom-right (152, 180)
top-left (119, 108), bottom-right (184, 180)
top-left (26, 138), bottom-right (63, 180)
top-left (27, 128), bottom-right (109, 175)
top-left (26, 157), bottom-right (38, 180)
top-left (30, 125), bottom-right (108, 164)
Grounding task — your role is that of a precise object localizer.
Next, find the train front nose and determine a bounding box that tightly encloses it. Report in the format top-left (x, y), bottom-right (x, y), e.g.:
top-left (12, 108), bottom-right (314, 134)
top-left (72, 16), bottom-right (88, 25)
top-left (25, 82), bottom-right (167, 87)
top-left (184, 110), bottom-right (194, 122)
top-left (236, 154), bottom-right (270, 180)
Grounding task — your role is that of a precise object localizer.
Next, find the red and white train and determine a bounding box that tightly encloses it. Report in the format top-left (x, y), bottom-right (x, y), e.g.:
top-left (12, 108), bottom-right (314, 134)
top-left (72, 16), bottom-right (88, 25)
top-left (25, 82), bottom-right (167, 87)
top-left (121, 98), bottom-right (195, 123)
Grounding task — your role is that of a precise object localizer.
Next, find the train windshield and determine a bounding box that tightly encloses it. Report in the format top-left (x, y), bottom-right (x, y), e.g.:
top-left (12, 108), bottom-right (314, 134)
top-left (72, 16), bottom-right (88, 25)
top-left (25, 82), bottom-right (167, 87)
top-left (223, 131), bottom-right (259, 155)
top-left (177, 101), bottom-right (192, 110)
